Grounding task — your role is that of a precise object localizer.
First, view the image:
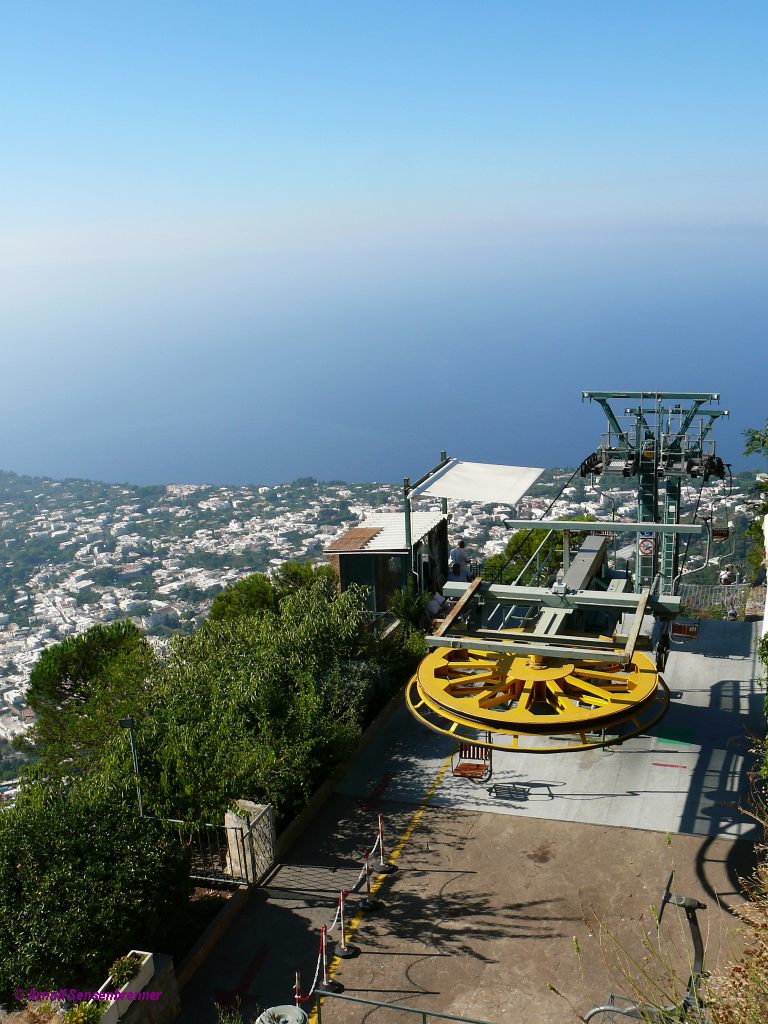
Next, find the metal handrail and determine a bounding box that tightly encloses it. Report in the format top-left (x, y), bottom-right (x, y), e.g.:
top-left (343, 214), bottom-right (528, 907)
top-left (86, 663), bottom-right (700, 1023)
top-left (584, 874), bottom-right (706, 1022)
top-left (513, 528), bottom-right (556, 585)
top-left (313, 989), bottom-right (492, 1024)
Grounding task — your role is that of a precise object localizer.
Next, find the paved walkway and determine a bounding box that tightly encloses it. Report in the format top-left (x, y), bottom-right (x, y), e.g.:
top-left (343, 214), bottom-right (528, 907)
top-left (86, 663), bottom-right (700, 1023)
top-left (179, 619), bottom-right (762, 1024)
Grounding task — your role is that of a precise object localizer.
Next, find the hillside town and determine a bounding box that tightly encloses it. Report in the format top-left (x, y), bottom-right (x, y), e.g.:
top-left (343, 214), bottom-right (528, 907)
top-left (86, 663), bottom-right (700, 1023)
top-left (0, 467), bottom-right (752, 751)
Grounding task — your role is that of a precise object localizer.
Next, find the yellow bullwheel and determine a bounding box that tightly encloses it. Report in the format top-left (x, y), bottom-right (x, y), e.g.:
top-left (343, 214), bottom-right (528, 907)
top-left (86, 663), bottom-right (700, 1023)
top-left (406, 645), bottom-right (669, 753)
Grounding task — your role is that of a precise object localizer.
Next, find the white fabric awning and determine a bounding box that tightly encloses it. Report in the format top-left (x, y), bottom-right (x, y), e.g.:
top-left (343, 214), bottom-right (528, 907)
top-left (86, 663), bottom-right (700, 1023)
top-left (410, 459), bottom-right (543, 506)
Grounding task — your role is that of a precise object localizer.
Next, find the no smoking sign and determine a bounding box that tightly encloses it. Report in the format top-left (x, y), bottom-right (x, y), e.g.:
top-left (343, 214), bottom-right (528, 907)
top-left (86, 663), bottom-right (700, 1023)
top-left (638, 533), bottom-right (655, 557)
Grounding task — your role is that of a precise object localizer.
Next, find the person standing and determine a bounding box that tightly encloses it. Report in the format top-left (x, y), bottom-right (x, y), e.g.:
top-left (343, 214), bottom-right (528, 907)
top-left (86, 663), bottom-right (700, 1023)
top-left (450, 562), bottom-right (469, 583)
top-left (449, 539), bottom-right (470, 581)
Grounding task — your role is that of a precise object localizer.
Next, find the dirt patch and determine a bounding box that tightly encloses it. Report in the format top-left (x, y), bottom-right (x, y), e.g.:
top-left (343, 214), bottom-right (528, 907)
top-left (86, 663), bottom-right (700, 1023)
top-left (526, 841), bottom-right (553, 863)
top-left (167, 887), bottom-right (232, 967)
top-left (1, 1003), bottom-right (62, 1024)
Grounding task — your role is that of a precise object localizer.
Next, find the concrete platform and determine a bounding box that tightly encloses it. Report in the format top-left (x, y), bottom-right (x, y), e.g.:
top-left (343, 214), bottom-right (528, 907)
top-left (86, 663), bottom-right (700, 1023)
top-left (337, 620), bottom-right (762, 841)
top-left (179, 619), bottom-right (762, 1024)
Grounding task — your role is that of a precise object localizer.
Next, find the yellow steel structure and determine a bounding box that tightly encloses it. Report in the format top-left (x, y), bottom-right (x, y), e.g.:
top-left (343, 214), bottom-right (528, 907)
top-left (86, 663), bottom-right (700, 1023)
top-left (406, 643), bottom-right (669, 753)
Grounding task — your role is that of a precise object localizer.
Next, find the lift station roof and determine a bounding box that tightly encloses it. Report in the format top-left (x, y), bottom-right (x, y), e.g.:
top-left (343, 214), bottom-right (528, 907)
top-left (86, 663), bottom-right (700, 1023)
top-left (410, 459), bottom-right (543, 506)
top-left (325, 511), bottom-right (446, 554)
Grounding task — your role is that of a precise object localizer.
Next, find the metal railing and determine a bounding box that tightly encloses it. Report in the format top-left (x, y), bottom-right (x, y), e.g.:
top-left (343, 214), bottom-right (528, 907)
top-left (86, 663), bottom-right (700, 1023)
top-left (149, 817), bottom-right (251, 885)
top-left (312, 989), bottom-right (492, 1024)
top-left (193, 823), bottom-right (250, 884)
top-left (678, 583), bottom-right (756, 620)
top-left (149, 803), bottom-right (276, 886)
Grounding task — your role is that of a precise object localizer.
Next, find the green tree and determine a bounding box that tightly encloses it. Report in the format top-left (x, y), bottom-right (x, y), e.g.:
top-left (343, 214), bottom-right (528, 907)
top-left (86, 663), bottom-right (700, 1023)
top-left (90, 566), bottom-right (121, 586)
top-left (21, 574), bottom-right (420, 833)
top-left (0, 785), bottom-right (190, 1003)
top-left (208, 572), bottom-right (277, 621)
top-left (743, 420), bottom-right (768, 581)
top-left (21, 621), bottom-right (158, 772)
top-left (744, 421), bottom-right (768, 461)
top-left (92, 580), bottom-right (377, 824)
top-left (272, 560), bottom-right (338, 600)
top-left (208, 562), bottom-right (339, 624)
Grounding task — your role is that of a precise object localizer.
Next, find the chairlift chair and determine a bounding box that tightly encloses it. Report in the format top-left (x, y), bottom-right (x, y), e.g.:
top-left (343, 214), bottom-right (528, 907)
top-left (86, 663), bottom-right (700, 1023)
top-left (711, 492), bottom-right (731, 543)
top-left (670, 619), bottom-right (700, 643)
top-left (452, 733), bottom-right (493, 784)
top-left (658, 615), bottom-right (700, 663)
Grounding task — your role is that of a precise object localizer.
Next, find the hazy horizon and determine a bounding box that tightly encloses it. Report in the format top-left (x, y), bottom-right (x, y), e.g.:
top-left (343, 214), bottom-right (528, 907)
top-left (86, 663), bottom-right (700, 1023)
top-left (2, 3), bottom-right (766, 485)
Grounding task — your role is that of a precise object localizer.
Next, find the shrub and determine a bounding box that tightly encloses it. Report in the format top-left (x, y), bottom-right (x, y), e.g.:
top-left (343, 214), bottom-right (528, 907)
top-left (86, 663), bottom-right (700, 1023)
top-left (0, 788), bottom-right (189, 1004)
top-left (389, 585), bottom-right (429, 630)
top-left (63, 1004), bottom-right (103, 1024)
top-left (706, 859), bottom-right (768, 1023)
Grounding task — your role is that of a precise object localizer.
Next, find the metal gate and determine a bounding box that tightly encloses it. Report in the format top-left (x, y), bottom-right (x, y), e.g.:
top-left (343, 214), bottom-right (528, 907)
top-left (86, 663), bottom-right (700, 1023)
top-left (240, 803), bottom-right (276, 884)
top-left (190, 823), bottom-right (250, 885)
top-left (151, 813), bottom-right (275, 887)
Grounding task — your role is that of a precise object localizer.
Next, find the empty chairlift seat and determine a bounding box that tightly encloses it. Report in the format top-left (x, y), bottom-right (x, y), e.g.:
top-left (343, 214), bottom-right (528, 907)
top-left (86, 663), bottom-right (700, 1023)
top-left (711, 501), bottom-right (731, 542)
top-left (671, 620), bottom-right (700, 642)
top-left (451, 735), bottom-right (493, 783)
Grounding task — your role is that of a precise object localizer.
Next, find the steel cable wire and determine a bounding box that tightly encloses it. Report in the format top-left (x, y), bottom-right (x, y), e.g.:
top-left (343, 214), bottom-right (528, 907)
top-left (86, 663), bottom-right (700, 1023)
top-left (486, 457), bottom-right (595, 584)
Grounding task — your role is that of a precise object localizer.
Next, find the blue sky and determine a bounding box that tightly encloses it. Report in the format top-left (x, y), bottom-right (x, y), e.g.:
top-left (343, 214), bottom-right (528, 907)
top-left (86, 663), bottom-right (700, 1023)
top-left (1, 2), bottom-right (766, 483)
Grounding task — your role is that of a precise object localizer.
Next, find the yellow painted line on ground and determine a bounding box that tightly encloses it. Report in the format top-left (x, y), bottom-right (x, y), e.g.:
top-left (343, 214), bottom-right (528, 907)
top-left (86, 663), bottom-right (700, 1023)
top-left (371, 755), bottom-right (452, 884)
top-left (309, 754), bottom-right (452, 1020)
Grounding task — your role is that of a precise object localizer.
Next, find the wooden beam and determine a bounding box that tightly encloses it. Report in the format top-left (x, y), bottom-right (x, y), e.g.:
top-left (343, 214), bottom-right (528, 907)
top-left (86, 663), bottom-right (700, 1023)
top-left (623, 587), bottom-right (650, 660)
top-left (432, 577), bottom-right (482, 638)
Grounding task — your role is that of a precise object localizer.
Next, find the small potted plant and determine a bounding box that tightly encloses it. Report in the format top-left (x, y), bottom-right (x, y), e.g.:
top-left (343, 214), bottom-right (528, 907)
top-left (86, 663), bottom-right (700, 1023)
top-left (93, 951), bottom-right (155, 1024)
top-left (107, 955), bottom-right (142, 989)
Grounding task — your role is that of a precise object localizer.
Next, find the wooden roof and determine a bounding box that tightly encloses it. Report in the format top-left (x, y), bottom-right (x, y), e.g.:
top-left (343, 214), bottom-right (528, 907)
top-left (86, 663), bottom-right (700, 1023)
top-left (325, 527), bottom-right (382, 553)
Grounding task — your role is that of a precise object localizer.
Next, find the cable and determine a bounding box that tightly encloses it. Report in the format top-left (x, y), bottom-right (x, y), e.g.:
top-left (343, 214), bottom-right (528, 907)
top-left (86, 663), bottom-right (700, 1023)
top-left (486, 458), bottom-right (592, 584)
top-left (677, 479), bottom-right (705, 581)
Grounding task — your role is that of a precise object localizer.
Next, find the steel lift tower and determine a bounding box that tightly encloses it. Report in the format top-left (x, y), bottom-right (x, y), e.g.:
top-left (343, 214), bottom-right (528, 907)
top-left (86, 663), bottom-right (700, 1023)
top-left (405, 392), bottom-right (726, 756)
top-left (580, 392), bottom-right (727, 595)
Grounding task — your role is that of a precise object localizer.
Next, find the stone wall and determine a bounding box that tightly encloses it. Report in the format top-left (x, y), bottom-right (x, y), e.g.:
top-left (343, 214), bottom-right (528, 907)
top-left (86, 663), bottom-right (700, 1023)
top-left (122, 955), bottom-right (179, 1024)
